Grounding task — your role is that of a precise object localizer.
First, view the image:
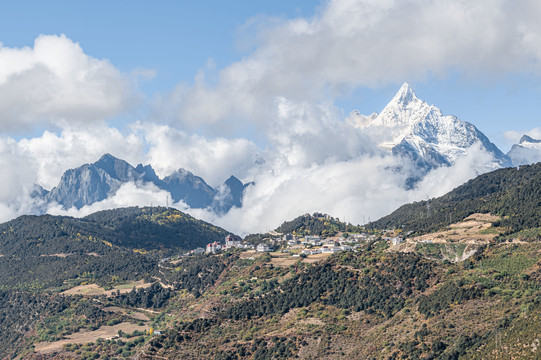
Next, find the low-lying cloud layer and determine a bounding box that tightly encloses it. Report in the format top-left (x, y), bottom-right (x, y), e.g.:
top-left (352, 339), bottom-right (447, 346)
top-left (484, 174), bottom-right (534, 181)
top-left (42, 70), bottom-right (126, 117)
top-left (0, 124), bottom-right (504, 235)
top-left (1, 0), bottom-right (541, 233)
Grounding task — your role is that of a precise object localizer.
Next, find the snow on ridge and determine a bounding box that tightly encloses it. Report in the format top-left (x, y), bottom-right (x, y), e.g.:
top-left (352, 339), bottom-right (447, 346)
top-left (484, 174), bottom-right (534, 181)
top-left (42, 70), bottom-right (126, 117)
top-left (508, 135), bottom-right (541, 166)
top-left (349, 82), bottom-right (509, 170)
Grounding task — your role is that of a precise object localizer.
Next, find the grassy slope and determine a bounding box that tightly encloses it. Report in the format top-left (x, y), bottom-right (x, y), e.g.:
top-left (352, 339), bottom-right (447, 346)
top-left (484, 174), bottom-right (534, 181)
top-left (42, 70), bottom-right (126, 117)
top-left (7, 231), bottom-right (541, 359)
top-left (129, 240), bottom-right (541, 359)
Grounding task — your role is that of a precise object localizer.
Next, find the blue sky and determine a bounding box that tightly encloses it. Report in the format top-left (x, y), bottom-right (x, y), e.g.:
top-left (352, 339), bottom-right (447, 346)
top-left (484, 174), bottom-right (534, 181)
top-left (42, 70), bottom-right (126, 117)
top-left (0, 0), bottom-right (541, 232)
top-left (1, 0), bottom-right (540, 150)
top-left (0, 1), bottom-right (314, 113)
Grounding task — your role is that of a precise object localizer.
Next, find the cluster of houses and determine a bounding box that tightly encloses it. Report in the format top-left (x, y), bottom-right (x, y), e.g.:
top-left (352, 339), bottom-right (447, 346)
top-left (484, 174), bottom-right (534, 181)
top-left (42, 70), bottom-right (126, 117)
top-left (187, 231), bottom-right (403, 257)
top-left (205, 235), bottom-right (243, 253)
top-left (285, 232), bottom-right (380, 255)
top-left (383, 236), bottom-right (404, 245)
top-left (197, 235), bottom-right (275, 254)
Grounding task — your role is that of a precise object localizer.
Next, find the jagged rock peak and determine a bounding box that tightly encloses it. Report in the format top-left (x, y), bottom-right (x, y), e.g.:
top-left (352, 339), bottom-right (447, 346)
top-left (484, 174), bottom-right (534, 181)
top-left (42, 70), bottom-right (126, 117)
top-left (390, 82), bottom-right (419, 107)
top-left (520, 135), bottom-right (541, 144)
top-left (94, 153), bottom-right (123, 167)
top-left (225, 175), bottom-right (242, 185)
top-left (97, 153), bottom-right (116, 161)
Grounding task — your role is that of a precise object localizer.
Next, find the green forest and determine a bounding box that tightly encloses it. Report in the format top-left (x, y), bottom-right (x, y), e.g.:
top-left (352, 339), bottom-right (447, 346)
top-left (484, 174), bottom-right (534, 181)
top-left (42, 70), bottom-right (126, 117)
top-left (369, 162), bottom-right (541, 237)
top-left (276, 213), bottom-right (364, 236)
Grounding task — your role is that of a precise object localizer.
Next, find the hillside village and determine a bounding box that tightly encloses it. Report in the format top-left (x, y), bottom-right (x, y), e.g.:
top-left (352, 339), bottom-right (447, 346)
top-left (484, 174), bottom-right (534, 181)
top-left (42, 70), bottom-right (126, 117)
top-left (198, 230), bottom-right (383, 257)
top-left (194, 211), bottom-right (503, 265)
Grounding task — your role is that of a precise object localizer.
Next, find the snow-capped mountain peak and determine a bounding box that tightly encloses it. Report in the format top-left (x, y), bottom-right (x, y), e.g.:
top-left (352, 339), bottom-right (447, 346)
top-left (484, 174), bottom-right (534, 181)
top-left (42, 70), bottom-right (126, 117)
top-left (349, 82), bottom-right (510, 173)
top-left (508, 135), bottom-right (541, 166)
top-left (391, 81), bottom-right (419, 107)
top-left (368, 82), bottom-right (442, 143)
top-left (520, 135), bottom-right (541, 144)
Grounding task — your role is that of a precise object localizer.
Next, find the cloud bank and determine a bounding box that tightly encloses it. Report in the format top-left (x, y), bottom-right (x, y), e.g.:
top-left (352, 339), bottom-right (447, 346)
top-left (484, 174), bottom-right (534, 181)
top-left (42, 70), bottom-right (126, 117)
top-left (0, 34), bottom-right (137, 132)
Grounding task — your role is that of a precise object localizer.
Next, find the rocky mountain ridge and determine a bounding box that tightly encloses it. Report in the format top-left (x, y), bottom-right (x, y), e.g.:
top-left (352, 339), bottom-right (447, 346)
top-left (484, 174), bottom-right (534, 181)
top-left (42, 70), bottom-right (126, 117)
top-left (507, 134), bottom-right (541, 166)
top-left (35, 154), bottom-right (250, 214)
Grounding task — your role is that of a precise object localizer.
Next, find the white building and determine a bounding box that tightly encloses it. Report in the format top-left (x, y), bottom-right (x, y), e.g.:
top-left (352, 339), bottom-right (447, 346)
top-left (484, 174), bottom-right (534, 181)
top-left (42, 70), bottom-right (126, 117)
top-left (321, 245), bottom-right (341, 254)
top-left (305, 235), bottom-right (322, 246)
top-left (206, 242), bottom-right (222, 253)
top-left (256, 244), bottom-right (273, 252)
top-left (225, 235), bottom-right (242, 249)
top-left (288, 239), bottom-right (299, 246)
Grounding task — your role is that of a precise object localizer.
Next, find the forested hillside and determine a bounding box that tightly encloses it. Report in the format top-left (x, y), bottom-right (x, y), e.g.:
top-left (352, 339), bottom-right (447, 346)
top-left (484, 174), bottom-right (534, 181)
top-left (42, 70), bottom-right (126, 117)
top-left (368, 162), bottom-right (541, 236)
top-left (0, 206), bottom-right (231, 290)
top-left (139, 241), bottom-right (541, 359)
top-left (84, 206), bottom-right (231, 251)
top-left (0, 206), bottom-right (235, 358)
top-left (0, 206), bottom-right (230, 256)
top-left (276, 213), bottom-right (364, 236)
top-left (3, 165), bottom-right (541, 359)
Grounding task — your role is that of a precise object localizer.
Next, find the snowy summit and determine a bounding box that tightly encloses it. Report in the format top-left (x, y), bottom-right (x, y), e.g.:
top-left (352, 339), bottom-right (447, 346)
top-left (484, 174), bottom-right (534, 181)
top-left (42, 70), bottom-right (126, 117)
top-left (349, 82), bottom-right (510, 172)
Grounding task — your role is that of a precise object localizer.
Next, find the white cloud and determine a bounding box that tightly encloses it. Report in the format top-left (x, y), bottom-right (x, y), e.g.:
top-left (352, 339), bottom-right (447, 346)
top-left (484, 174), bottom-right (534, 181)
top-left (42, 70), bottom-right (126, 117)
top-left (504, 127), bottom-right (541, 144)
top-left (163, 0), bottom-right (541, 135)
top-left (139, 123), bottom-right (262, 185)
top-left (5, 123), bottom-right (263, 191)
top-left (17, 126), bottom-right (145, 189)
top-left (267, 97), bottom-right (378, 167)
top-left (0, 34), bottom-right (136, 131)
top-left (0, 137), bottom-right (48, 222)
top-left (194, 143), bottom-right (502, 236)
top-left (0, 121), bottom-right (511, 236)
top-left (0, 136), bottom-right (507, 236)
top-left (409, 143), bottom-right (499, 200)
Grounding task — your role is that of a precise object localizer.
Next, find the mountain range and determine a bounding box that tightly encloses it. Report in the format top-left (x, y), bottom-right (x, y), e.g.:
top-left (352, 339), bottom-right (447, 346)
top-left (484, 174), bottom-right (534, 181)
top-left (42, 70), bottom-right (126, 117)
top-left (34, 153), bottom-right (251, 214)
top-left (31, 83), bottom-right (541, 215)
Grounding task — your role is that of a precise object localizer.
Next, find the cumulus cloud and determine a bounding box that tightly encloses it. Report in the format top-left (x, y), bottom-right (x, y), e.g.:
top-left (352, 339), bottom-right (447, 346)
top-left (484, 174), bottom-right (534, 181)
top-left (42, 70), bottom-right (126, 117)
top-left (0, 131), bottom-right (507, 235)
top-left (0, 34), bottom-right (136, 132)
top-left (504, 127), bottom-right (541, 144)
top-left (0, 137), bottom-right (50, 222)
top-left (0, 123), bottom-right (264, 225)
top-left (139, 123), bottom-right (262, 186)
top-left (0, 122), bottom-right (261, 193)
top-left (162, 0), bottom-right (541, 134)
top-left (193, 143), bottom-right (501, 235)
top-left (17, 126), bottom-right (145, 189)
top-left (409, 143), bottom-right (500, 200)
top-left (209, 155), bottom-right (411, 234)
